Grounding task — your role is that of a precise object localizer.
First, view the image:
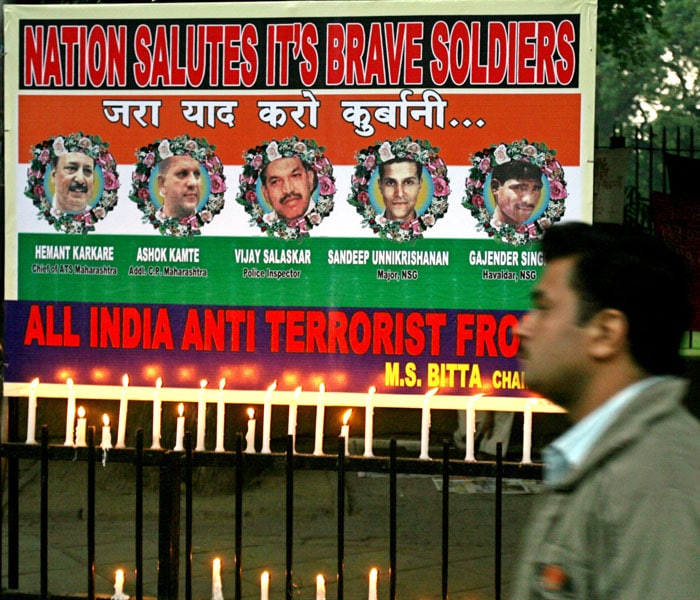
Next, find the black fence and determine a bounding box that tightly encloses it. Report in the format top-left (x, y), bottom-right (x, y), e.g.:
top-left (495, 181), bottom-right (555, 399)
top-left (1, 395), bottom-right (542, 600)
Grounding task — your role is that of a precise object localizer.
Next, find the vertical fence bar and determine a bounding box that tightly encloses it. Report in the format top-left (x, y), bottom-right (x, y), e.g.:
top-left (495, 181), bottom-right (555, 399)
top-left (135, 429), bottom-right (144, 600)
top-left (495, 442), bottom-right (503, 600)
top-left (285, 434), bottom-right (294, 600)
top-left (235, 434), bottom-right (243, 600)
top-left (337, 436), bottom-right (345, 600)
top-left (8, 396), bottom-right (20, 589)
top-left (40, 425), bottom-right (49, 600)
top-left (158, 453), bottom-right (180, 600)
top-left (389, 439), bottom-right (397, 600)
top-left (185, 432), bottom-right (193, 600)
top-left (441, 442), bottom-right (450, 600)
top-left (87, 427), bottom-right (96, 600)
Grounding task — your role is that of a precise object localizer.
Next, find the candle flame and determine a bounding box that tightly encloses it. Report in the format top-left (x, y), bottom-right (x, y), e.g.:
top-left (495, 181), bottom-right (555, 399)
top-left (115, 569), bottom-right (124, 583)
top-left (156, 377), bottom-right (163, 389)
top-left (293, 385), bottom-right (302, 399)
top-left (30, 377), bottom-right (40, 388)
top-left (178, 403), bottom-right (184, 417)
top-left (77, 406), bottom-right (86, 418)
top-left (369, 567), bottom-right (378, 581)
top-left (368, 385), bottom-right (376, 395)
top-left (103, 414), bottom-right (110, 427)
top-left (213, 557), bottom-right (221, 570)
top-left (267, 380), bottom-right (277, 393)
top-left (261, 570), bottom-right (270, 585)
top-left (219, 378), bottom-right (226, 390)
top-left (425, 387), bottom-right (439, 398)
top-left (67, 377), bottom-right (74, 387)
top-left (247, 407), bottom-right (255, 420)
top-left (319, 382), bottom-right (325, 394)
top-left (200, 379), bottom-right (208, 388)
top-left (342, 408), bottom-right (352, 425)
top-left (316, 574), bottom-right (325, 587)
top-left (122, 374), bottom-right (129, 387)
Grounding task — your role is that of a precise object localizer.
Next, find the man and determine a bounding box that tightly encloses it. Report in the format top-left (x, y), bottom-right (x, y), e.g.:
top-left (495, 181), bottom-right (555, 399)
top-left (260, 155), bottom-right (316, 221)
top-left (511, 222), bottom-right (700, 599)
top-left (157, 154), bottom-right (202, 219)
top-left (51, 151), bottom-right (95, 213)
top-left (378, 157), bottom-right (423, 221)
top-left (490, 161), bottom-right (543, 226)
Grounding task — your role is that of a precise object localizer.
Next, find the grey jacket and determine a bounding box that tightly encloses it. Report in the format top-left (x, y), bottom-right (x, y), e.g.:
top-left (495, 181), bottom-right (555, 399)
top-left (510, 377), bottom-right (700, 599)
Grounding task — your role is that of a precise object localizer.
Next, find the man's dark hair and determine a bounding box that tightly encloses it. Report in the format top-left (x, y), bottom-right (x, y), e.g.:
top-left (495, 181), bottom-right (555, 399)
top-left (491, 160), bottom-right (542, 186)
top-left (378, 157), bottom-right (423, 181)
top-left (259, 155), bottom-right (317, 190)
top-left (541, 222), bottom-right (691, 375)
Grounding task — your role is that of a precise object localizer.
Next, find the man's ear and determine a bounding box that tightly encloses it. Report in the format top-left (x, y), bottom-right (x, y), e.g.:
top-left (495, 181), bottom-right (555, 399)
top-left (587, 308), bottom-right (629, 360)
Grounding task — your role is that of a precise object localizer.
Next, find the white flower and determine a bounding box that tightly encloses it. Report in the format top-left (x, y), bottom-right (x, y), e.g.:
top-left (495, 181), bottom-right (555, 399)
top-left (158, 140), bottom-right (173, 160)
top-left (522, 144), bottom-right (538, 157)
top-left (263, 211), bottom-right (278, 225)
top-left (266, 141), bottom-right (282, 162)
top-left (493, 144), bottom-right (511, 165)
top-left (378, 141), bottom-right (395, 162)
top-left (293, 141), bottom-right (308, 154)
top-left (184, 140), bottom-right (199, 153)
top-left (78, 137), bottom-right (93, 151)
top-left (52, 137), bottom-right (67, 156)
top-left (406, 142), bottom-right (422, 155)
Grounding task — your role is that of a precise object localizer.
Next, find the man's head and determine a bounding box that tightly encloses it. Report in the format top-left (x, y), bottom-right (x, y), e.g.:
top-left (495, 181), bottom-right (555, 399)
top-left (378, 158), bottom-right (423, 221)
top-left (518, 222), bottom-right (691, 413)
top-left (490, 161), bottom-right (544, 226)
top-left (157, 155), bottom-right (202, 220)
top-left (51, 152), bottom-right (95, 213)
top-left (260, 155), bottom-right (316, 221)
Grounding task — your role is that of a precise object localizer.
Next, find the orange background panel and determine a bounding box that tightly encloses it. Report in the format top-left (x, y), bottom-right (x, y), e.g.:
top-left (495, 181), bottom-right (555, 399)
top-left (18, 93), bottom-right (581, 167)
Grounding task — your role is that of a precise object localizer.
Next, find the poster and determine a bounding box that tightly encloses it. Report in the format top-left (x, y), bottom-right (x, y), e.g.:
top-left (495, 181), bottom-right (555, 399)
top-left (2, 0), bottom-right (596, 406)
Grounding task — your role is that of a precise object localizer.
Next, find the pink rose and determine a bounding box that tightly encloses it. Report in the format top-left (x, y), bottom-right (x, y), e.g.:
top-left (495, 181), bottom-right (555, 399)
top-left (33, 184), bottom-right (45, 197)
top-left (357, 190), bottom-right (370, 205)
top-left (432, 177), bottom-right (450, 196)
top-left (143, 152), bottom-right (156, 167)
top-left (479, 158), bottom-right (492, 173)
top-left (363, 154), bottom-right (376, 170)
top-left (210, 174), bottom-right (226, 194)
top-left (549, 180), bottom-right (567, 200)
top-left (138, 187), bottom-right (151, 201)
top-left (39, 149), bottom-right (51, 164)
top-left (103, 171), bottom-right (119, 191)
top-left (245, 189), bottom-right (258, 202)
top-left (319, 176), bottom-right (336, 196)
top-left (472, 194), bottom-right (485, 207)
top-left (251, 154), bottom-right (264, 170)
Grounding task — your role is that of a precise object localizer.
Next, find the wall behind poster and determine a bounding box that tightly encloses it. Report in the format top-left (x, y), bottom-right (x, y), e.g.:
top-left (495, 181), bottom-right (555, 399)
top-left (3, 0), bottom-right (596, 402)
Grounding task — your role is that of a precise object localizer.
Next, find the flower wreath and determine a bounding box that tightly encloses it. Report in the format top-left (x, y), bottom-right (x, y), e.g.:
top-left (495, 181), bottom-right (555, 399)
top-left (349, 137), bottom-right (450, 242)
top-left (463, 139), bottom-right (567, 246)
top-left (25, 132), bottom-right (120, 234)
top-left (130, 134), bottom-right (226, 237)
top-left (236, 137), bottom-right (336, 239)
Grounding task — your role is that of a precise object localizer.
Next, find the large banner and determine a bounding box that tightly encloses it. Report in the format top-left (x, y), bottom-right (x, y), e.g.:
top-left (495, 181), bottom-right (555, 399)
top-left (3, 1), bottom-right (596, 403)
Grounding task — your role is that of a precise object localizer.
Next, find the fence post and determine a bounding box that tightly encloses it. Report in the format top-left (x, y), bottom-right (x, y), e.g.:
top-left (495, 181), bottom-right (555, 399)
top-left (157, 453), bottom-right (181, 600)
top-left (7, 396), bottom-right (20, 590)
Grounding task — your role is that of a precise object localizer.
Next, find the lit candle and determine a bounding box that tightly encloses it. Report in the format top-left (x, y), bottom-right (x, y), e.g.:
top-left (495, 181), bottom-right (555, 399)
top-left (196, 379), bottom-right (208, 452)
top-left (288, 386), bottom-right (301, 453)
top-left (115, 374), bottom-right (129, 448)
top-left (212, 557), bottom-right (223, 600)
top-left (313, 383), bottom-right (326, 456)
top-left (64, 378), bottom-right (76, 446)
top-left (151, 377), bottom-right (162, 449)
top-left (26, 377), bottom-right (39, 444)
top-left (245, 408), bottom-right (256, 454)
top-left (363, 386), bottom-right (376, 457)
top-left (368, 567), bottom-right (378, 600)
top-left (114, 568), bottom-right (125, 597)
top-left (260, 570), bottom-right (270, 600)
top-left (316, 574), bottom-right (326, 600)
top-left (74, 406), bottom-right (87, 447)
top-left (261, 380), bottom-right (276, 454)
top-left (101, 414), bottom-right (112, 450)
top-left (419, 388), bottom-right (438, 460)
top-left (215, 378), bottom-right (226, 452)
top-left (340, 408), bottom-right (352, 456)
top-left (174, 403), bottom-right (185, 452)
top-left (522, 398), bottom-right (535, 464)
top-left (465, 397), bottom-right (476, 462)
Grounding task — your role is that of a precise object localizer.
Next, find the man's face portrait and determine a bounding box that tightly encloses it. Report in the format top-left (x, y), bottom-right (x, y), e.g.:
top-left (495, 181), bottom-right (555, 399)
top-left (157, 155), bottom-right (202, 220)
top-left (51, 152), bottom-right (95, 213)
top-left (492, 177), bottom-right (543, 226)
top-left (378, 160), bottom-right (422, 221)
top-left (261, 155), bottom-right (315, 221)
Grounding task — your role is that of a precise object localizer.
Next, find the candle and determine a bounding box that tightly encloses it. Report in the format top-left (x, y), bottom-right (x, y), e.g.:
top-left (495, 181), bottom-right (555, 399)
top-left (26, 377), bottom-right (39, 444)
top-left (64, 378), bottom-right (75, 446)
top-left (114, 569), bottom-right (125, 598)
top-left (174, 403), bottom-right (185, 451)
top-left (316, 574), bottom-right (326, 600)
top-left (151, 377), bottom-right (162, 449)
top-left (368, 567), bottom-right (378, 600)
top-left (75, 406), bottom-right (87, 447)
top-left (215, 378), bottom-right (226, 452)
top-left (313, 383), bottom-right (326, 456)
top-left (363, 386), bottom-right (376, 457)
top-left (522, 398), bottom-right (535, 464)
top-left (261, 380), bottom-right (276, 454)
top-left (244, 408), bottom-right (256, 453)
top-left (196, 379), bottom-right (208, 452)
top-left (465, 397), bottom-right (476, 462)
top-left (419, 388), bottom-right (438, 460)
top-left (260, 570), bottom-right (270, 600)
top-left (340, 408), bottom-right (352, 456)
top-left (101, 414), bottom-right (112, 450)
top-left (115, 374), bottom-right (129, 448)
top-left (212, 557), bottom-right (223, 600)
top-left (288, 386), bottom-right (301, 453)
